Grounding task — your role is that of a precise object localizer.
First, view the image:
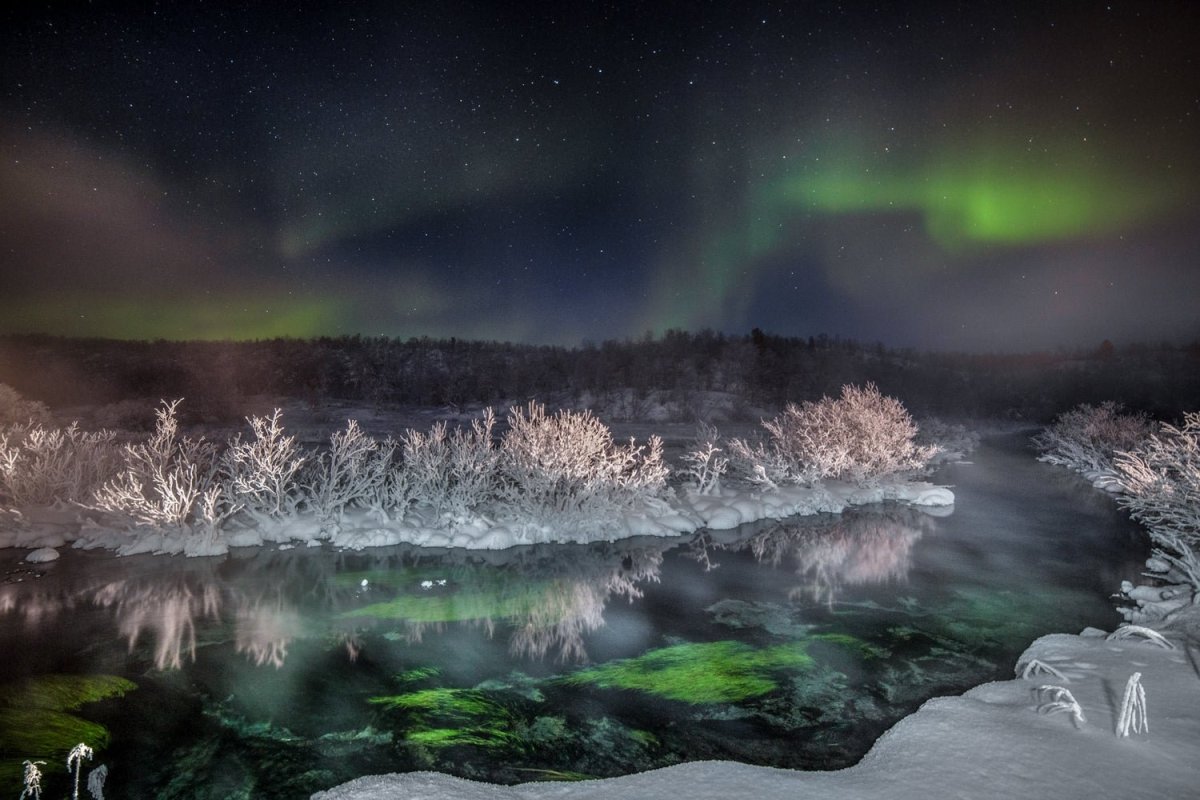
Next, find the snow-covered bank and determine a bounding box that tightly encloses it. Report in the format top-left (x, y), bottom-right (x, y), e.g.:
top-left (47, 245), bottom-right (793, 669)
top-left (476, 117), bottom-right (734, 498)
top-left (312, 618), bottom-right (1200, 800)
top-left (0, 478), bottom-right (955, 558)
top-left (1, 389), bottom-right (958, 559)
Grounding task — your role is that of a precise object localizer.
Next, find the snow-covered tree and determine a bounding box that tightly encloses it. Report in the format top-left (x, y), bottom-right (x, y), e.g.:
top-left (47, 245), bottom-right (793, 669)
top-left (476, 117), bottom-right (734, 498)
top-left (221, 409), bottom-right (306, 521)
top-left (498, 402), bottom-right (668, 526)
top-left (92, 400), bottom-right (221, 529)
top-left (680, 422), bottom-right (728, 495)
top-left (729, 383), bottom-right (936, 487)
top-left (301, 419), bottom-right (391, 529)
top-left (398, 408), bottom-right (500, 522)
top-left (1033, 401), bottom-right (1154, 478)
top-left (1115, 411), bottom-right (1200, 594)
top-left (0, 422), bottom-right (119, 506)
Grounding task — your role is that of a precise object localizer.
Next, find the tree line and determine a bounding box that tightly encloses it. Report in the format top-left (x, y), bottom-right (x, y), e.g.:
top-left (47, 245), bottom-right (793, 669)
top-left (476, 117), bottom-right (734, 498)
top-left (0, 331), bottom-right (1196, 423)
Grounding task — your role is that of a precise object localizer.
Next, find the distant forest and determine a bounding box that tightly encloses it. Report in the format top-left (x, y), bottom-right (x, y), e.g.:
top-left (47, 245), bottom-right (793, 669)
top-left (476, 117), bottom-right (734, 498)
top-left (1, 332), bottom-right (1197, 424)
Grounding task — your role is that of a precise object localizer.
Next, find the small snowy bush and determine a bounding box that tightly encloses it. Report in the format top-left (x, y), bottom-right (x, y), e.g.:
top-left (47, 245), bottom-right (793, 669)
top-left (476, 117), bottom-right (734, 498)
top-left (399, 408), bottom-right (500, 522)
top-left (220, 409), bottom-right (306, 521)
top-left (67, 742), bottom-right (93, 800)
top-left (0, 423), bottom-right (120, 505)
top-left (20, 759), bottom-right (45, 800)
top-left (1115, 412), bottom-right (1200, 593)
top-left (499, 402), bottom-right (668, 523)
top-left (1034, 401), bottom-right (1154, 478)
top-left (729, 383), bottom-right (936, 487)
top-left (92, 400), bottom-right (222, 529)
top-left (301, 419), bottom-right (391, 528)
top-left (1115, 412), bottom-right (1200, 548)
top-left (680, 422), bottom-right (728, 495)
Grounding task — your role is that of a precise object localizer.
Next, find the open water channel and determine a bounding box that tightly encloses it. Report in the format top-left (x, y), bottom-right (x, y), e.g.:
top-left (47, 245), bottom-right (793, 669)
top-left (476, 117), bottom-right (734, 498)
top-left (0, 432), bottom-right (1147, 798)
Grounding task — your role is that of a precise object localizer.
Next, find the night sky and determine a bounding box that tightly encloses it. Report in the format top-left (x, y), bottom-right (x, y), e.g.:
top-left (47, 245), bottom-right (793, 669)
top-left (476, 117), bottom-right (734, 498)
top-left (2, 1), bottom-right (1197, 351)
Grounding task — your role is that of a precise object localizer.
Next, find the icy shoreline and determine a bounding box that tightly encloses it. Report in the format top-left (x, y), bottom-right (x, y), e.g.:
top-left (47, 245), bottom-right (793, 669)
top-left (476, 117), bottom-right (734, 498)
top-left (311, 619), bottom-right (1199, 800)
top-left (1, 479), bottom-right (955, 559)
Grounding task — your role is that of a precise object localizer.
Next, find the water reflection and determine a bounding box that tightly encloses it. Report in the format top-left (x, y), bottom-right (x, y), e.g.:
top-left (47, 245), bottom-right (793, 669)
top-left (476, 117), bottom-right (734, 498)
top-left (0, 539), bottom-right (671, 670)
top-left (764, 509), bottom-right (934, 606)
top-left (234, 590), bottom-right (302, 668)
top-left (686, 506), bottom-right (937, 606)
top-left (103, 578), bottom-right (221, 670)
top-left (0, 505), bottom-right (945, 673)
top-left (340, 543), bottom-right (666, 662)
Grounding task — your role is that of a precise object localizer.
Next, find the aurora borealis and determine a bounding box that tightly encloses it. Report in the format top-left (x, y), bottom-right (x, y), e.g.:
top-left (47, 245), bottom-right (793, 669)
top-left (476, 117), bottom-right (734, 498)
top-left (1, 2), bottom-right (1197, 350)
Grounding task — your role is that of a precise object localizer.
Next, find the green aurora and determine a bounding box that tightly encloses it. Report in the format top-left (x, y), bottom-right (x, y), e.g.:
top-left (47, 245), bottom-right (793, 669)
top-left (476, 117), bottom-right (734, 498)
top-left (645, 129), bottom-right (1196, 334)
top-left (0, 294), bottom-right (353, 341)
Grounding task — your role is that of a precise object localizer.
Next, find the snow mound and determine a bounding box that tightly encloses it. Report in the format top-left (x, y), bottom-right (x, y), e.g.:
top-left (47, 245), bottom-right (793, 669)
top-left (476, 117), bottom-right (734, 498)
top-left (25, 546), bottom-right (60, 562)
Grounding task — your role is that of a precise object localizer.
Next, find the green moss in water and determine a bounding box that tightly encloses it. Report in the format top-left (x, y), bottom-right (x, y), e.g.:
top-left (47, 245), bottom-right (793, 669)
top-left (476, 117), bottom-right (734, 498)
top-left (0, 674), bottom-right (136, 712)
top-left (0, 674), bottom-right (135, 784)
top-left (561, 641), bottom-right (814, 704)
top-left (370, 687), bottom-right (498, 717)
top-left (393, 666), bottom-right (441, 685)
top-left (369, 688), bottom-right (520, 750)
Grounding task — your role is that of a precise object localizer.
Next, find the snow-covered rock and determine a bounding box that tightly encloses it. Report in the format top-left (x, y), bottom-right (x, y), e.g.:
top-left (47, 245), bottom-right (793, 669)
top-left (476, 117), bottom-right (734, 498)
top-left (24, 546), bottom-right (59, 563)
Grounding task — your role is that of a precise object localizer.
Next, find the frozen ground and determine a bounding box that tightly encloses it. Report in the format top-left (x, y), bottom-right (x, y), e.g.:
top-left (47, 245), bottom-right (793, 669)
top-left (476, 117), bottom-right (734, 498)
top-left (0, 477), bottom-right (954, 558)
top-left (313, 615), bottom-right (1200, 800)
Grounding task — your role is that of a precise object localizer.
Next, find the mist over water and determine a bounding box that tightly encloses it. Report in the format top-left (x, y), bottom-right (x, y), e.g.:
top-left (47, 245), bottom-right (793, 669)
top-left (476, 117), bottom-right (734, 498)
top-left (0, 433), bottom-right (1147, 796)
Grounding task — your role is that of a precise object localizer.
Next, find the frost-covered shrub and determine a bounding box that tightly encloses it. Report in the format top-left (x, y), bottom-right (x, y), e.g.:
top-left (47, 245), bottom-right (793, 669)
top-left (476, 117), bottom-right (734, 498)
top-left (1033, 401), bottom-right (1154, 477)
top-left (499, 402), bottom-right (668, 522)
top-left (1115, 412), bottom-right (1200, 593)
top-left (91, 400), bottom-right (222, 529)
top-left (301, 419), bottom-right (392, 528)
top-left (680, 422), bottom-right (728, 495)
top-left (729, 383), bottom-right (936, 487)
top-left (0, 423), bottom-right (120, 505)
top-left (0, 383), bottom-right (50, 426)
top-left (399, 409), bottom-right (500, 522)
top-left (220, 409), bottom-right (306, 521)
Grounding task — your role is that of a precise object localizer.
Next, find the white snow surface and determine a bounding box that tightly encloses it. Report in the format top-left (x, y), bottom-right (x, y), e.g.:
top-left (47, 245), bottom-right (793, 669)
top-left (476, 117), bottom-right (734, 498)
top-left (0, 479), bottom-right (954, 557)
top-left (311, 620), bottom-right (1200, 800)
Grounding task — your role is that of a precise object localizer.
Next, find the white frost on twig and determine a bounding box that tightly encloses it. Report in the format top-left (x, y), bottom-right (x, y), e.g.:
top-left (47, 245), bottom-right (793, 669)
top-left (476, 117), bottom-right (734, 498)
top-left (1017, 658), bottom-right (1066, 681)
top-left (1106, 625), bottom-right (1176, 649)
top-left (1034, 685), bottom-right (1086, 728)
top-left (1116, 672), bottom-right (1149, 737)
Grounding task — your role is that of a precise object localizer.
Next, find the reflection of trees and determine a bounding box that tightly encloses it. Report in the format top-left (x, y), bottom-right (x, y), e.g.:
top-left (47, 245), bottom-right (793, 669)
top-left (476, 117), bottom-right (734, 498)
top-left (746, 508), bottom-right (936, 605)
top-left (340, 542), bottom-right (667, 663)
top-left (233, 590), bottom-right (302, 669)
top-left (93, 578), bottom-right (221, 670)
top-left (0, 584), bottom-right (73, 628)
top-left (1, 539), bottom-right (671, 670)
top-left (508, 548), bottom-right (663, 661)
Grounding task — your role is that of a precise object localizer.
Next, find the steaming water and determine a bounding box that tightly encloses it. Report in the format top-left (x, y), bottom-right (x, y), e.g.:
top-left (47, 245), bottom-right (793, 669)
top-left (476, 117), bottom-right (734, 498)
top-left (0, 432), bottom-right (1147, 798)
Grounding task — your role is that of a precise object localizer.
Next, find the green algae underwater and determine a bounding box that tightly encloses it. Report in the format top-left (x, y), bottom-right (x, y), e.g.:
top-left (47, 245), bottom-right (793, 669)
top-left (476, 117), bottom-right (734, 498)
top-left (0, 674), bottom-right (135, 787)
